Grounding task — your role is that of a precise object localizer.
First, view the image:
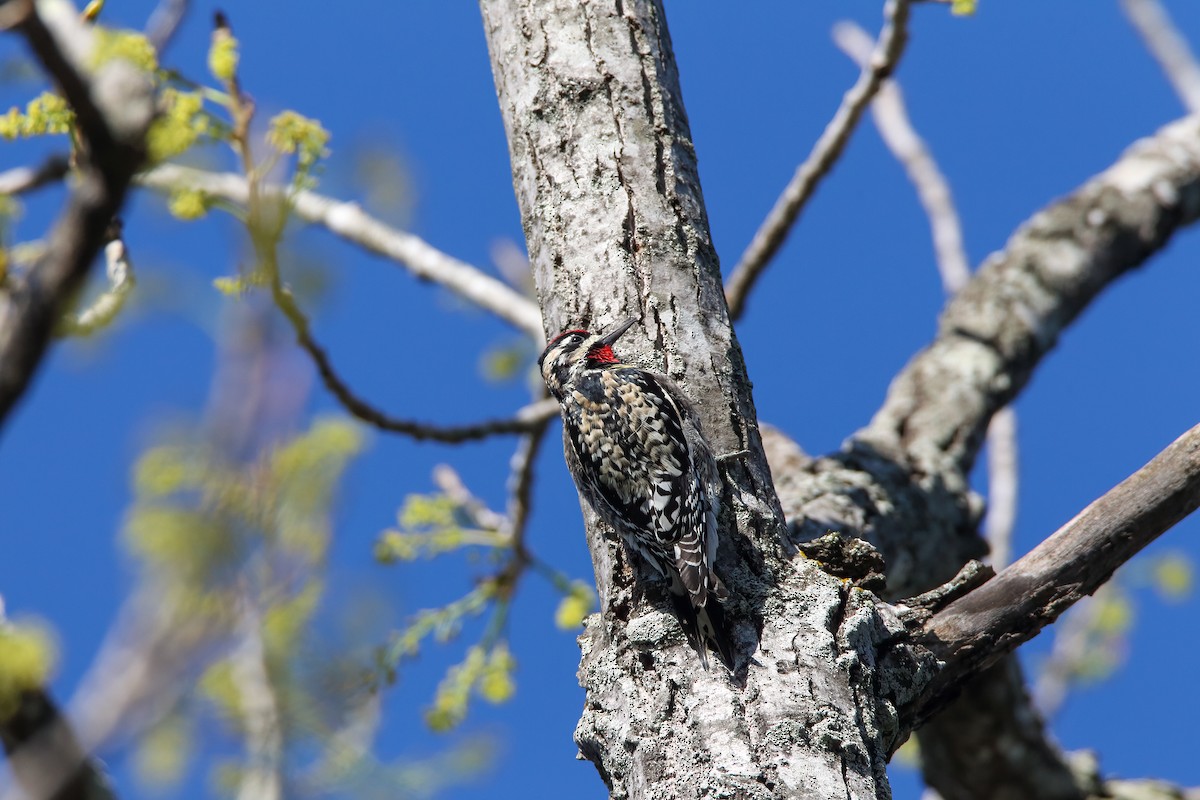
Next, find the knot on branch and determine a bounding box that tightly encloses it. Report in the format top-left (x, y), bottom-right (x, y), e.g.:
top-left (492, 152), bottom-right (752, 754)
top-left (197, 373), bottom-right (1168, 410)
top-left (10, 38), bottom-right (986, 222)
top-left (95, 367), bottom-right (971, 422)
top-left (796, 531), bottom-right (887, 593)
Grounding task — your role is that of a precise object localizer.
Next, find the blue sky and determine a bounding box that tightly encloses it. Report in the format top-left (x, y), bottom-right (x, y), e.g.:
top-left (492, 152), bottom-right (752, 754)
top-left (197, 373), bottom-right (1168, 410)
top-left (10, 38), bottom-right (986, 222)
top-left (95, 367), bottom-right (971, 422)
top-left (2, 2), bottom-right (1199, 798)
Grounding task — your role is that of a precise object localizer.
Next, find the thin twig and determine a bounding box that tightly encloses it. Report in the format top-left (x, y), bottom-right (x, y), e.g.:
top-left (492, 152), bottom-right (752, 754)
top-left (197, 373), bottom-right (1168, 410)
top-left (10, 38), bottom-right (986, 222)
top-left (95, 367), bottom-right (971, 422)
top-left (1121, 0), bottom-right (1200, 113)
top-left (137, 164), bottom-right (544, 339)
top-left (983, 407), bottom-right (1018, 569)
top-left (207, 37), bottom-right (552, 445)
top-left (832, 20), bottom-right (969, 294)
top-left (504, 412), bottom-right (551, 555)
top-left (273, 281), bottom-right (556, 441)
top-left (144, 0), bottom-right (189, 55)
top-left (433, 463), bottom-right (510, 532)
top-left (0, 155), bottom-right (70, 196)
top-left (724, 0), bottom-right (913, 320)
top-left (57, 220), bottom-right (136, 337)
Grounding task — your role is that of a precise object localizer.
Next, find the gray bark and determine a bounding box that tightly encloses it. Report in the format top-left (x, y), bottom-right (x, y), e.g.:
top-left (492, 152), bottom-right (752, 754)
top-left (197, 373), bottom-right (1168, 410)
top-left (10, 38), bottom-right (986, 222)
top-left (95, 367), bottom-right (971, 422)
top-left (770, 114), bottom-right (1200, 800)
top-left (480, 0), bottom-right (1200, 797)
top-left (481, 1), bottom-right (900, 798)
top-left (0, 2), bottom-right (153, 429)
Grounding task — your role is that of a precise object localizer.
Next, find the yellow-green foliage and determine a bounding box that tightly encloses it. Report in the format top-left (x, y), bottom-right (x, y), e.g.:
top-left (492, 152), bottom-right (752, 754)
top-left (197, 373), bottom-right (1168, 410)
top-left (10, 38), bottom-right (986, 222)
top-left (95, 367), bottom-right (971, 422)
top-left (263, 580), bottom-right (324, 653)
top-left (148, 89), bottom-right (210, 163)
top-left (1152, 551), bottom-right (1193, 600)
top-left (554, 580), bottom-right (597, 630)
top-left (0, 621), bottom-right (57, 720)
top-left (426, 643), bottom-right (516, 732)
top-left (480, 341), bottom-right (526, 383)
top-left (0, 92), bottom-right (74, 140)
top-left (1039, 552), bottom-right (1195, 699)
top-left (0, 195), bottom-right (21, 284)
top-left (124, 416), bottom-right (364, 617)
top-left (133, 713), bottom-right (192, 788)
top-left (271, 418), bottom-right (364, 514)
top-left (375, 470), bottom-right (599, 729)
top-left (374, 493), bottom-right (505, 563)
top-left (124, 418), bottom-right (378, 791)
top-left (267, 111), bottom-right (331, 172)
top-left (167, 188), bottom-right (211, 221)
top-left (212, 273), bottom-right (269, 296)
top-left (197, 659), bottom-right (240, 722)
top-left (208, 27), bottom-right (240, 84)
top-left (92, 28), bottom-right (158, 71)
top-left (951, 0), bottom-right (977, 15)
top-left (81, 0), bottom-right (104, 21)
top-left (386, 583), bottom-right (495, 663)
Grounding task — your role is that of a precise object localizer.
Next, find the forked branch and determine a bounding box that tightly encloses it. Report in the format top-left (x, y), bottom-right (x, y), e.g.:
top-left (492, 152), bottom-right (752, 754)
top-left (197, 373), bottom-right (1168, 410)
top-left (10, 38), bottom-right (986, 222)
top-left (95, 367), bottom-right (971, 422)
top-left (897, 422), bottom-right (1200, 730)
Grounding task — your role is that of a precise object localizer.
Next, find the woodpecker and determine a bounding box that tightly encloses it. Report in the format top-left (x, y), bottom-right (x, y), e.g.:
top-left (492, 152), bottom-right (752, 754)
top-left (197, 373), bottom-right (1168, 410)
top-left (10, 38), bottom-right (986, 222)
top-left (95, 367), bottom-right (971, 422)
top-left (538, 318), bottom-right (735, 670)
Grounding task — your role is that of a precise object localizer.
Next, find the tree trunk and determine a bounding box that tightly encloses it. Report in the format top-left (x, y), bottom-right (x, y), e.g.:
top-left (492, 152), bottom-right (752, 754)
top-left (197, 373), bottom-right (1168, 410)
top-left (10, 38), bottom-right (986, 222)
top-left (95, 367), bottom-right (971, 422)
top-left (481, 1), bottom-right (900, 797)
top-left (480, 1), bottom-right (1200, 798)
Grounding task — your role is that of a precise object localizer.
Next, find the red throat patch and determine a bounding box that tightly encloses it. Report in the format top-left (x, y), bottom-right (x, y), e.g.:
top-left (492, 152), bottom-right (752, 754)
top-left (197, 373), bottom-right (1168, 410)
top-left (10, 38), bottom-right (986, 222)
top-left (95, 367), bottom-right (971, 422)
top-left (587, 343), bottom-right (619, 364)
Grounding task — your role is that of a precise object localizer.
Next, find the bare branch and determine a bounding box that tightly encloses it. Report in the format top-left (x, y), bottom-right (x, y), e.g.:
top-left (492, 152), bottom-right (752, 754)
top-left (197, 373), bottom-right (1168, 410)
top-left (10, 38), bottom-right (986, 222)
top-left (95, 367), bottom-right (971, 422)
top-left (983, 407), bottom-right (1018, 569)
top-left (143, 0), bottom-right (189, 55)
top-left (0, 155), bottom-right (70, 197)
top-left (231, 601), bottom-right (283, 800)
top-left (65, 594), bottom-right (212, 756)
top-left (832, 20), bottom-right (969, 295)
top-left (271, 279), bottom-right (556, 441)
top-left (0, 689), bottom-right (116, 800)
top-left (0, 0), bottom-right (154, 429)
top-left (834, 19), bottom-right (1023, 580)
top-left (724, 0), bottom-right (912, 320)
top-left (1121, 0), bottom-right (1200, 114)
top-left (904, 422), bottom-right (1200, 728)
top-left (503, 411), bottom-right (550, 550)
top-left (857, 113), bottom-right (1200, 480)
top-left (137, 164), bottom-right (544, 339)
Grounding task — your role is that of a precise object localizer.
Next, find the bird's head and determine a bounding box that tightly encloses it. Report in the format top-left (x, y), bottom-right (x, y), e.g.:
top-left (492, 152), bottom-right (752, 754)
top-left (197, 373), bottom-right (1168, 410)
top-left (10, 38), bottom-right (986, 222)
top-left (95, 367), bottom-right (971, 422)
top-left (538, 318), bottom-right (636, 399)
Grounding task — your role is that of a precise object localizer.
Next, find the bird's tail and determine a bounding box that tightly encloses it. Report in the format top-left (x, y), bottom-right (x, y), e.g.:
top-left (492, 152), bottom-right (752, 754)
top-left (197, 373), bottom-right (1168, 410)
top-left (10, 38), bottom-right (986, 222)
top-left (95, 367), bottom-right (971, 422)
top-left (670, 592), bottom-right (736, 672)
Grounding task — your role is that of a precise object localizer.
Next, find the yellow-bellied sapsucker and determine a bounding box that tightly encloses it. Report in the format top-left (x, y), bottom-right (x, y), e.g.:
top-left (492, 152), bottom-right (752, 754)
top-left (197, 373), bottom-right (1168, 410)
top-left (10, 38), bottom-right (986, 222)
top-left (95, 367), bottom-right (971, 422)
top-left (538, 318), bottom-right (734, 670)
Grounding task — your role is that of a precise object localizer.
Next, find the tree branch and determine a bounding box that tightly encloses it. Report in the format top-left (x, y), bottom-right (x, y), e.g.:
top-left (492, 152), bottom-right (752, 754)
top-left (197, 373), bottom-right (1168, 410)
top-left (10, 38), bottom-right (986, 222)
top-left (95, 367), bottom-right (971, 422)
top-left (831, 20), bottom-right (969, 296)
top-left (271, 278), bottom-right (556, 441)
top-left (137, 164), bottom-right (544, 339)
top-left (833, 24), bottom-right (1065, 800)
top-left (0, 155), bottom-right (70, 197)
top-left (0, 689), bottom-right (116, 800)
top-left (797, 112), bottom-right (1200, 598)
top-left (724, 0), bottom-right (912, 320)
top-left (0, 0), bottom-right (154, 430)
top-left (144, 0), bottom-right (189, 55)
top-left (857, 112), bottom-right (1200, 480)
top-left (231, 601), bottom-right (283, 800)
top-left (56, 221), bottom-right (135, 337)
top-left (1120, 0), bottom-right (1200, 114)
top-left (900, 422), bottom-right (1200, 729)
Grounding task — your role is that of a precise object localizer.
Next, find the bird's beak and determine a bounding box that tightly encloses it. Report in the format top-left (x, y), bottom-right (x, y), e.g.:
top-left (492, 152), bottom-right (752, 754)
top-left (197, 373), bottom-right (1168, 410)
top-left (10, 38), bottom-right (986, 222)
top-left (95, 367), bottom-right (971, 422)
top-left (598, 318), bottom-right (637, 347)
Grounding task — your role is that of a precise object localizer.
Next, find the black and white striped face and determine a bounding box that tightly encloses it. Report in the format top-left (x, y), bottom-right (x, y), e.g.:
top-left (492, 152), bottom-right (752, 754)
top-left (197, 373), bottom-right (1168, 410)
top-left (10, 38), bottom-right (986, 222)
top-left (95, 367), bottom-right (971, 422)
top-left (538, 319), bottom-right (636, 400)
top-left (538, 329), bottom-right (597, 399)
